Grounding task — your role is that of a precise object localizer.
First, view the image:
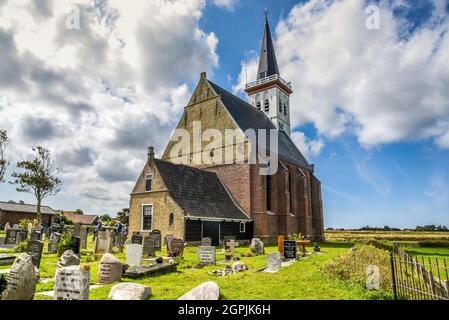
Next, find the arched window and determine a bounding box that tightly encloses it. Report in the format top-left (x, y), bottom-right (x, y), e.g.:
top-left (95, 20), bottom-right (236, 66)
top-left (169, 213), bottom-right (174, 226)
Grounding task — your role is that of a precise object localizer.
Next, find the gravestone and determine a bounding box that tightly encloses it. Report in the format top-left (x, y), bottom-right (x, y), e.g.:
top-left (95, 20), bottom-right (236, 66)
top-left (13, 224), bottom-right (19, 229)
top-left (5, 229), bottom-right (19, 245)
top-left (283, 240), bottom-right (297, 260)
top-left (109, 283), bottom-right (151, 300)
top-left (4, 222), bottom-right (10, 231)
top-left (80, 229), bottom-right (88, 249)
top-left (151, 230), bottom-right (162, 250)
top-left (0, 253), bottom-right (15, 265)
top-left (1, 253), bottom-right (39, 300)
top-left (165, 234), bottom-right (174, 250)
top-left (30, 230), bottom-right (42, 241)
top-left (143, 236), bottom-right (156, 256)
top-left (277, 235), bottom-right (285, 253)
top-left (54, 265), bottom-right (90, 300)
top-left (168, 238), bottom-right (185, 257)
top-left (250, 238), bottom-right (265, 255)
top-left (202, 237), bottom-right (212, 246)
top-left (18, 230), bottom-right (28, 243)
top-left (48, 232), bottom-right (62, 254)
top-left (198, 246), bottom-right (216, 265)
top-left (0, 237), bottom-right (4, 246)
top-left (73, 223), bottom-right (81, 237)
top-left (116, 232), bottom-right (124, 252)
top-left (98, 253), bottom-right (122, 284)
top-left (44, 227), bottom-right (51, 239)
top-left (226, 239), bottom-right (239, 258)
top-left (264, 252), bottom-right (282, 273)
top-left (178, 281), bottom-right (220, 300)
top-left (27, 222), bottom-right (33, 238)
top-left (125, 244), bottom-right (143, 267)
top-left (26, 240), bottom-right (44, 268)
top-left (94, 230), bottom-right (113, 254)
top-left (73, 236), bottom-right (81, 255)
top-left (58, 250), bottom-right (80, 267)
top-left (131, 233), bottom-right (143, 245)
top-left (224, 236), bottom-right (236, 250)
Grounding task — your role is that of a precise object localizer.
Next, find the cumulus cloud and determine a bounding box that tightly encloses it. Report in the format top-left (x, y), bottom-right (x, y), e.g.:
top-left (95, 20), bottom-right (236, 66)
top-left (235, 0), bottom-right (449, 149)
top-left (211, 0), bottom-right (238, 11)
top-left (291, 131), bottom-right (324, 158)
top-left (0, 0), bottom-right (219, 213)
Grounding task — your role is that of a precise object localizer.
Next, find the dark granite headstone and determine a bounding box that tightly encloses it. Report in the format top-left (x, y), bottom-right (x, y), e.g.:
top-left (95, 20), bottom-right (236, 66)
top-left (26, 240), bottom-right (44, 268)
top-left (18, 230), bottom-right (27, 243)
top-left (283, 240), bottom-right (297, 259)
top-left (131, 234), bottom-right (143, 245)
top-left (143, 236), bottom-right (156, 256)
top-left (48, 232), bottom-right (62, 254)
top-left (30, 230), bottom-right (42, 241)
top-left (5, 229), bottom-right (19, 245)
top-left (151, 230), bottom-right (162, 250)
top-left (72, 236), bottom-right (81, 255)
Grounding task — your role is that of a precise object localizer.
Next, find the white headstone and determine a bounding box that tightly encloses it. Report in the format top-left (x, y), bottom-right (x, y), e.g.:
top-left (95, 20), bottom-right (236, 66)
top-left (27, 223), bottom-right (33, 238)
top-left (226, 239), bottom-right (239, 257)
top-left (264, 252), bottom-right (282, 273)
top-left (198, 246), bottom-right (216, 265)
top-left (178, 281), bottom-right (220, 300)
top-left (250, 238), bottom-right (264, 255)
top-left (13, 224), bottom-right (19, 229)
top-left (4, 222), bottom-right (10, 231)
top-left (53, 265), bottom-right (90, 300)
top-left (109, 283), bottom-right (151, 300)
top-left (125, 244), bottom-right (142, 267)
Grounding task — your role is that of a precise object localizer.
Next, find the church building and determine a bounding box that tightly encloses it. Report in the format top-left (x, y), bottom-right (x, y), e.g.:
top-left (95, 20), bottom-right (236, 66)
top-left (128, 16), bottom-right (325, 245)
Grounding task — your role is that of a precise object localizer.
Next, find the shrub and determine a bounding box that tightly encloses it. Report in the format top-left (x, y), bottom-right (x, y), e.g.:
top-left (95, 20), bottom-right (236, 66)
top-left (323, 244), bottom-right (392, 290)
top-left (56, 233), bottom-right (77, 256)
top-left (288, 233), bottom-right (302, 240)
top-left (18, 218), bottom-right (35, 229)
top-left (418, 240), bottom-right (449, 247)
top-left (14, 241), bottom-right (28, 253)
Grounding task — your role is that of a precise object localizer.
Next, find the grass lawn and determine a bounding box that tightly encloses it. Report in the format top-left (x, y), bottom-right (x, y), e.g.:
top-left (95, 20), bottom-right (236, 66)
top-left (404, 247), bottom-right (449, 259)
top-left (1, 235), bottom-right (392, 300)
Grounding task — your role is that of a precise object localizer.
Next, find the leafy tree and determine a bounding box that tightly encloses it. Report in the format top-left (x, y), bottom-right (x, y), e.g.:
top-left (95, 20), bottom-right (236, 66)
top-left (75, 209), bottom-right (84, 215)
top-left (0, 129), bottom-right (9, 182)
top-left (100, 214), bottom-right (112, 222)
top-left (11, 146), bottom-right (62, 225)
top-left (116, 208), bottom-right (129, 224)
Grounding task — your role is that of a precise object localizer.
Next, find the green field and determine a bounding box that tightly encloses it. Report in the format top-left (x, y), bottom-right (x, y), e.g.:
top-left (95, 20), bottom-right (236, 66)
top-left (325, 230), bottom-right (449, 242)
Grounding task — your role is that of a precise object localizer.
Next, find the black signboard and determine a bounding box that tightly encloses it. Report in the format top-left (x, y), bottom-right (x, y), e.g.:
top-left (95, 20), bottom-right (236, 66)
top-left (283, 240), bottom-right (297, 259)
top-left (5, 229), bottom-right (19, 245)
top-left (131, 234), bottom-right (143, 245)
top-left (151, 230), bottom-right (162, 250)
top-left (26, 240), bottom-right (44, 268)
top-left (143, 236), bottom-right (156, 256)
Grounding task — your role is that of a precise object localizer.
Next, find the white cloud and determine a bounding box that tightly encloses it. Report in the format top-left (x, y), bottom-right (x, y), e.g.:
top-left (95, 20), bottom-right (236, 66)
top-left (235, 0), bottom-right (449, 149)
top-left (0, 0), bottom-right (218, 213)
top-left (211, 0), bottom-right (238, 11)
top-left (291, 131), bottom-right (324, 158)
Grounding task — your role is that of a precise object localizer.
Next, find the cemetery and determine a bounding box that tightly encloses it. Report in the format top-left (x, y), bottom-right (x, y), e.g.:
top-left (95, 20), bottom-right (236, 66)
top-left (0, 225), bottom-right (393, 300)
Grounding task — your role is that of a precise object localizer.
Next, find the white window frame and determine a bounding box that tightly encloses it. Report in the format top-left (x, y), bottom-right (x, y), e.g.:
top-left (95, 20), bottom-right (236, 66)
top-left (141, 204), bottom-right (153, 231)
top-left (239, 222), bottom-right (246, 233)
top-left (145, 174), bottom-right (153, 192)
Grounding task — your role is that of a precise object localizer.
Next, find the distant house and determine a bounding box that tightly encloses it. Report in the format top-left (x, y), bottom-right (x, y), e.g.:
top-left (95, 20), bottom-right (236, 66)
top-left (0, 201), bottom-right (56, 228)
top-left (62, 211), bottom-right (99, 226)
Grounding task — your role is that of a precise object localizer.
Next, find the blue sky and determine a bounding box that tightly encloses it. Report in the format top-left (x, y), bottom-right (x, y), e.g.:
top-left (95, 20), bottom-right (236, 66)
top-left (0, 0), bottom-right (448, 228)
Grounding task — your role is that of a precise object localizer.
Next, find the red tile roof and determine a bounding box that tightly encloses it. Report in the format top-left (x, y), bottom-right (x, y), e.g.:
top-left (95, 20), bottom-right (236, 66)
top-left (63, 211), bottom-right (99, 225)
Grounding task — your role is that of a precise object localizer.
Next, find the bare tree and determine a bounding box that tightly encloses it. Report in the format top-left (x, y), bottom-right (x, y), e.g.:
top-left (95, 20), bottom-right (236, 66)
top-left (0, 130), bottom-right (9, 182)
top-left (11, 146), bottom-right (62, 224)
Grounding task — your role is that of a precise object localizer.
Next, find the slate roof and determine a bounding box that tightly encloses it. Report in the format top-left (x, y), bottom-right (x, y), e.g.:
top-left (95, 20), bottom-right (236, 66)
top-left (207, 80), bottom-right (313, 171)
top-left (154, 159), bottom-right (250, 221)
top-left (257, 17), bottom-right (280, 79)
top-left (0, 201), bottom-right (56, 215)
top-left (63, 211), bottom-right (99, 225)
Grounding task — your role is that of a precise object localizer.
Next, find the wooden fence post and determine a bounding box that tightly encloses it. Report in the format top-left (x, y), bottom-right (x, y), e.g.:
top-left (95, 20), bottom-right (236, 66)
top-left (390, 252), bottom-right (398, 300)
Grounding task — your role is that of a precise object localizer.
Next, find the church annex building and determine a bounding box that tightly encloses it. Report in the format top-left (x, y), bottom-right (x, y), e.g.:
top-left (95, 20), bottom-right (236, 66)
top-left (128, 17), bottom-right (324, 245)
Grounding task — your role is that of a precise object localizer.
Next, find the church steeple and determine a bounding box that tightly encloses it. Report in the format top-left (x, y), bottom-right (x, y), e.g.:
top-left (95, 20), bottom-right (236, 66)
top-left (257, 12), bottom-right (280, 80)
top-left (245, 11), bottom-right (293, 137)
